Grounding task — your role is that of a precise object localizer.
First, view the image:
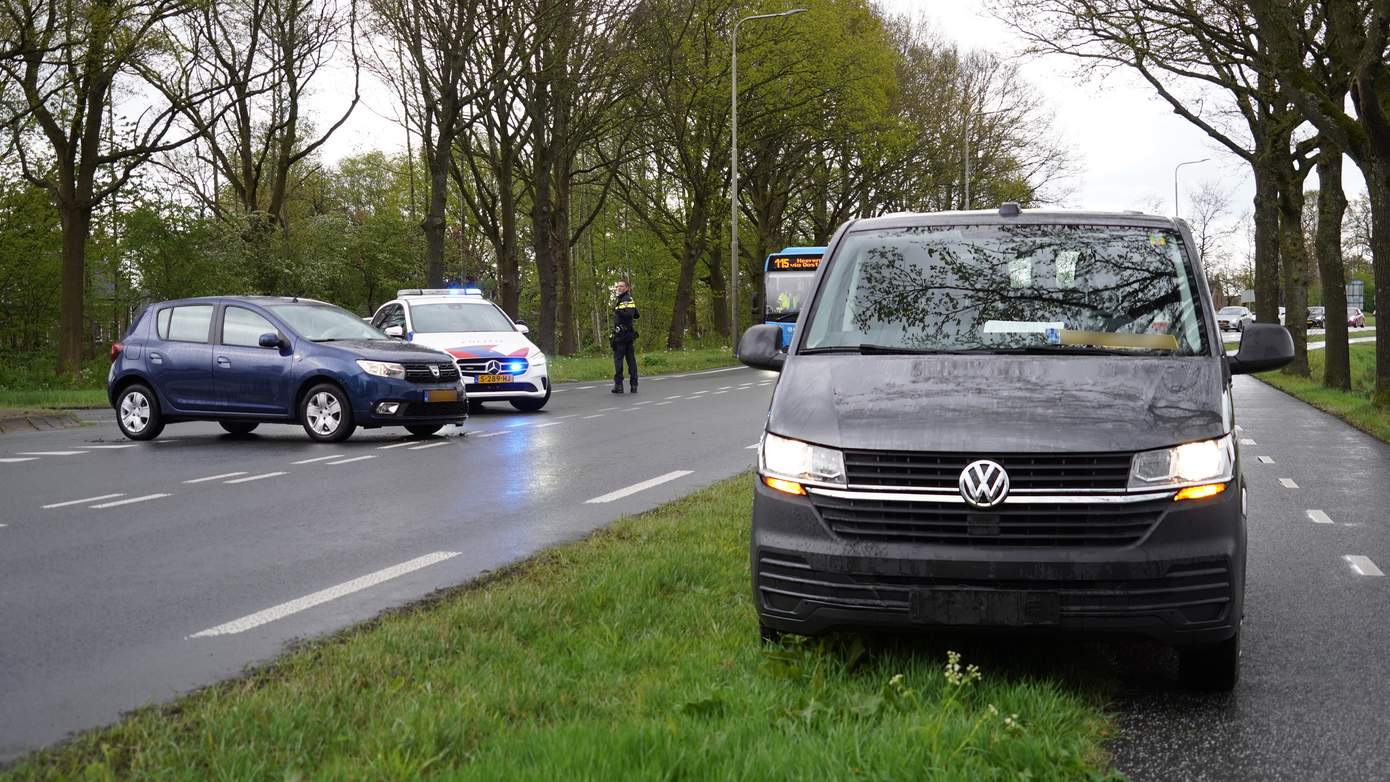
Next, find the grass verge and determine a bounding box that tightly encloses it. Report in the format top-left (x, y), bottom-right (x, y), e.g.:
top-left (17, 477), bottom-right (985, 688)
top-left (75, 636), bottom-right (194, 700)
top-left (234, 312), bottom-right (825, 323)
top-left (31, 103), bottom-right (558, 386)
top-left (1258, 342), bottom-right (1390, 444)
top-left (0, 388), bottom-right (107, 409)
top-left (548, 347), bottom-right (735, 383)
top-left (4, 475), bottom-right (1117, 780)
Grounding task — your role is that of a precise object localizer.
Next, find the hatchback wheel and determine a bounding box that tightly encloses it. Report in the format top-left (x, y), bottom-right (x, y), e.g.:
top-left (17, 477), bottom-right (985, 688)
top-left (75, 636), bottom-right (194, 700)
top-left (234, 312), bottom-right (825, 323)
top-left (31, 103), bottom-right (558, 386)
top-left (116, 384), bottom-right (164, 441)
top-left (301, 383), bottom-right (356, 442)
top-left (220, 421), bottom-right (259, 435)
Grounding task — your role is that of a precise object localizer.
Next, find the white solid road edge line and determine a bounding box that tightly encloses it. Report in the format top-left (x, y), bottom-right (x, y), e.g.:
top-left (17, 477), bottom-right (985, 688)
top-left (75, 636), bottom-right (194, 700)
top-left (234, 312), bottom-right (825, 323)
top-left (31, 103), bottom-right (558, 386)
top-left (1345, 555), bottom-right (1385, 577)
top-left (188, 551), bottom-right (462, 638)
top-left (91, 493), bottom-right (170, 509)
top-left (1307, 510), bottom-right (1334, 525)
top-left (184, 471), bottom-right (247, 484)
top-left (43, 493), bottom-right (124, 509)
top-left (586, 470), bottom-right (693, 504)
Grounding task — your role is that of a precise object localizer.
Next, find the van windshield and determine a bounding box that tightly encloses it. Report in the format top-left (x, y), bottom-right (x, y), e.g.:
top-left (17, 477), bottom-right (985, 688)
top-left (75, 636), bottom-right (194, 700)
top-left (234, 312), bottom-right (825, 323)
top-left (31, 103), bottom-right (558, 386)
top-left (801, 224), bottom-right (1208, 355)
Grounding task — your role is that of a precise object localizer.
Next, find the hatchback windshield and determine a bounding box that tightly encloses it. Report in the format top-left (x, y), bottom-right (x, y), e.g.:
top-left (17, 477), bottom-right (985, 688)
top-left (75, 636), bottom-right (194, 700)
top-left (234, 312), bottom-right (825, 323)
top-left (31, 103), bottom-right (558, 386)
top-left (269, 304), bottom-right (387, 342)
top-left (801, 224), bottom-right (1208, 355)
top-left (410, 302), bottom-right (514, 333)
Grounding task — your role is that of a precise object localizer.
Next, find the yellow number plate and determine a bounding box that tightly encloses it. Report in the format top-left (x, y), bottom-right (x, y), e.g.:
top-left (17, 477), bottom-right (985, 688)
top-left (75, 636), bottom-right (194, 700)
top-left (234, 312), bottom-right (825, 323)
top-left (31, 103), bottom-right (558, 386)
top-left (477, 374), bottom-right (514, 384)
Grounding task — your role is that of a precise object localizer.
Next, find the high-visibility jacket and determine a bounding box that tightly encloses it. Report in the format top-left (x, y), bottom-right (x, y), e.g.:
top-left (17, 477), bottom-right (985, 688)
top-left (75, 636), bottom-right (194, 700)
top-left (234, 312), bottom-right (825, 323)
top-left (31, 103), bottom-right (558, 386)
top-left (612, 292), bottom-right (639, 341)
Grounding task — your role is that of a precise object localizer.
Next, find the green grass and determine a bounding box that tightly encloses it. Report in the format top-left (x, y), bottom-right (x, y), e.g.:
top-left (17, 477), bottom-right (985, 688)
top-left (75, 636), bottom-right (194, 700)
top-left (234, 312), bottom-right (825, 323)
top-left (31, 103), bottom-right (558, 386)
top-left (1258, 343), bottom-right (1390, 443)
top-left (0, 387), bottom-right (107, 409)
top-left (548, 347), bottom-right (735, 383)
top-left (3, 475), bottom-right (1118, 781)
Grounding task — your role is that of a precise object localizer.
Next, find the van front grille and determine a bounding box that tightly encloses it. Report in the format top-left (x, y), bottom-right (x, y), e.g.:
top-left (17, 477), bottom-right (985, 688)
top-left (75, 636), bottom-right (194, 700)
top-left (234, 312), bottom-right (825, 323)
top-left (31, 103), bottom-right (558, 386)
top-left (842, 450), bottom-right (1133, 491)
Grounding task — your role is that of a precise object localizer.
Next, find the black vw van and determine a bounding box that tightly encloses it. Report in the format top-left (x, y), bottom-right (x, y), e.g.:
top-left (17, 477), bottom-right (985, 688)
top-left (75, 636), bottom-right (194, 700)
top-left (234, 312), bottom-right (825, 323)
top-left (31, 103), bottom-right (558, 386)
top-left (737, 206), bottom-right (1293, 690)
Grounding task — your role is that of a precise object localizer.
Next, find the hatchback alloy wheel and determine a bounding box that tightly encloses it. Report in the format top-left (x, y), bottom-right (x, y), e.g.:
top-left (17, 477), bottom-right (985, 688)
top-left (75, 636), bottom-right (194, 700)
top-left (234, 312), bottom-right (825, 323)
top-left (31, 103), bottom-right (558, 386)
top-left (120, 391), bottom-right (151, 433)
top-left (306, 391), bottom-right (342, 435)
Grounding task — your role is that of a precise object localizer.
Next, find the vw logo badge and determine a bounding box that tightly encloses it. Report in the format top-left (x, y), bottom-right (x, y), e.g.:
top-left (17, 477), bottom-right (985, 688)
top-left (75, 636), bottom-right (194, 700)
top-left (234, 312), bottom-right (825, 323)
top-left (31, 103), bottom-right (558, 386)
top-left (485, 359), bottom-right (501, 375)
top-left (959, 460), bottom-right (1009, 508)
top-left (429, 364), bottom-right (440, 378)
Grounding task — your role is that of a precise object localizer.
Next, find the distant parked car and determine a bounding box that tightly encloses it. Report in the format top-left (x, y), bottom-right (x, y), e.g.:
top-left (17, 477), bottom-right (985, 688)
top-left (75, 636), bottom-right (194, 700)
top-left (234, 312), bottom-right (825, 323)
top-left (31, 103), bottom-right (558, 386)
top-left (108, 296), bottom-right (467, 442)
top-left (1216, 306), bottom-right (1254, 332)
top-left (1306, 306), bottom-right (1326, 329)
top-left (1348, 307), bottom-right (1367, 328)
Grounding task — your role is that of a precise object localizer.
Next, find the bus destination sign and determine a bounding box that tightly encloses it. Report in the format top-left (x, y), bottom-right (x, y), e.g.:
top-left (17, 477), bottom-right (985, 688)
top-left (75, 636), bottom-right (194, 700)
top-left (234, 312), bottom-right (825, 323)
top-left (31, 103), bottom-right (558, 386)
top-left (769, 255), bottom-right (821, 272)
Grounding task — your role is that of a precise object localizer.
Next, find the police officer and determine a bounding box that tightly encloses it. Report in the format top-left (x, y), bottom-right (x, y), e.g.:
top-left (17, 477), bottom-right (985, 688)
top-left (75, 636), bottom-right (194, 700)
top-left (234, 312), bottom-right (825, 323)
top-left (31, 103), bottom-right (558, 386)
top-left (611, 279), bottom-right (639, 394)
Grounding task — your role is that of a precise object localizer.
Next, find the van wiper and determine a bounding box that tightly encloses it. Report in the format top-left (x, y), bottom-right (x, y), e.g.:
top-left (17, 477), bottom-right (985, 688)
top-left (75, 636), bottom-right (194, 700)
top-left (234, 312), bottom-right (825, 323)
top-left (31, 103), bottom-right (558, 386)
top-left (797, 346), bottom-right (860, 355)
top-left (994, 345), bottom-right (1174, 356)
top-left (856, 344), bottom-right (984, 355)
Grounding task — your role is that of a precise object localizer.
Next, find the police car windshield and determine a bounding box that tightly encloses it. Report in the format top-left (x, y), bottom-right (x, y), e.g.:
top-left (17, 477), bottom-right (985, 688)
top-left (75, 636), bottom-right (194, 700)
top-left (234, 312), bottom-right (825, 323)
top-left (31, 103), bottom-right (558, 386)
top-left (268, 304), bottom-right (387, 341)
top-left (411, 302), bottom-right (514, 333)
top-left (801, 224), bottom-right (1207, 356)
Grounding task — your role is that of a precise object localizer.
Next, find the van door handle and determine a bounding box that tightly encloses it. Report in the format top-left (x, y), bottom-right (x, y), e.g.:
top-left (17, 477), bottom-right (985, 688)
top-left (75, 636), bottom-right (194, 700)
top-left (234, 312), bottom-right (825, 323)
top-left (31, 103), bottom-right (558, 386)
top-left (216, 356), bottom-right (231, 368)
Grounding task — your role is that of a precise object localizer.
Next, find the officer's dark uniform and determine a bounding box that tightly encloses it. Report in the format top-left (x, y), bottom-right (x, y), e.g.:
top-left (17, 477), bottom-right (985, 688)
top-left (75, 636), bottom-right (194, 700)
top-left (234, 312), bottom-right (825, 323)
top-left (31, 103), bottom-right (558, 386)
top-left (611, 291), bottom-right (639, 393)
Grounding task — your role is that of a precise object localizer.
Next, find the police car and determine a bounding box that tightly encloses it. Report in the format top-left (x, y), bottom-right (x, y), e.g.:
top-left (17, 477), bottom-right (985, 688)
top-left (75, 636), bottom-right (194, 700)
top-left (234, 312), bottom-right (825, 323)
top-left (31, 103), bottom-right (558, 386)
top-left (370, 289), bottom-right (550, 411)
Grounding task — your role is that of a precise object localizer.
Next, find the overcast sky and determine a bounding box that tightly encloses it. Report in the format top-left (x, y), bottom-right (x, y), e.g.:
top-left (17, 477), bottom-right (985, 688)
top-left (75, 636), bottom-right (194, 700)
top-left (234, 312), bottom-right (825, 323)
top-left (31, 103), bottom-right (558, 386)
top-left (312, 0), bottom-right (1367, 259)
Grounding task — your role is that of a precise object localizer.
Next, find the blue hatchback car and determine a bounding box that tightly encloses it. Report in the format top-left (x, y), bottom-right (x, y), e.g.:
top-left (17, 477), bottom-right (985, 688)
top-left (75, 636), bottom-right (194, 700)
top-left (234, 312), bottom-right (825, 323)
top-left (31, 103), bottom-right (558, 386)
top-left (108, 296), bottom-right (468, 442)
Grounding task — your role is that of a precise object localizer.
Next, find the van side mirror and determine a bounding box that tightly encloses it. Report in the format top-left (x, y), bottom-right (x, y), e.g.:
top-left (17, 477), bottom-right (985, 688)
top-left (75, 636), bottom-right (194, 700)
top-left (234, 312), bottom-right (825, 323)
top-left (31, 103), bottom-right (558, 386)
top-left (258, 332), bottom-right (284, 349)
top-left (383, 325), bottom-right (405, 339)
top-left (1228, 323), bottom-right (1294, 375)
top-left (737, 324), bottom-right (785, 371)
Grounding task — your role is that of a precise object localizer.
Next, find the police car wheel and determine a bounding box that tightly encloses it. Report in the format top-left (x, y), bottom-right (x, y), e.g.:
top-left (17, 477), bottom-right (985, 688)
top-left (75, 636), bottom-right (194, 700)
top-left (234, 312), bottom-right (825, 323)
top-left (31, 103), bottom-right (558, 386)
top-left (510, 388), bottom-right (550, 412)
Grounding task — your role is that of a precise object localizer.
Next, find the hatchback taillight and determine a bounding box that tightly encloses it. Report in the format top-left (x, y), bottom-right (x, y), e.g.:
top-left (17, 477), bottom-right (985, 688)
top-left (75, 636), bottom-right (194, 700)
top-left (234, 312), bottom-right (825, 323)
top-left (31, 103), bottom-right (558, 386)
top-left (110, 342), bottom-right (123, 362)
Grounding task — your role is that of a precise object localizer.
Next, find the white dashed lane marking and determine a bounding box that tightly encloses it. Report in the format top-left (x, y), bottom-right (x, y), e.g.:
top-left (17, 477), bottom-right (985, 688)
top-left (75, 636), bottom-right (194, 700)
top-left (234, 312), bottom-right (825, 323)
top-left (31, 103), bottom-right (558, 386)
top-left (1345, 555), bottom-right (1384, 577)
top-left (1240, 438), bottom-right (1257, 446)
top-left (745, 443), bottom-right (760, 449)
top-left (532, 422), bottom-right (562, 429)
top-left (225, 471), bottom-right (287, 484)
top-left (408, 441), bottom-right (450, 450)
top-left (655, 401), bottom-right (673, 406)
top-left (17, 451), bottom-right (88, 456)
top-left (184, 472), bottom-right (247, 484)
top-left (43, 493), bottom-right (124, 509)
top-left (91, 493), bottom-right (170, 509)
top-left (187, 551), bottom-right (462, 638)
top-left (586, 470), bottom-right (694, 504)
top-left (81, 444), bottom-right (139, 449)
top-left (1258, 456), bottom-right (1275, 464)
top-left (1279, 478), bottom-right (1299, 488)
top-left (666, 395), bottom-right (684, 400)
top-left (473, 431), bottom-right (509, 438)
top-left (0, 458), bottom-right (38, 463)
top-left (1307, 510), bottom-right (1334, 525)
top-left (376, 442), bottom-right (416, 450)
top-left (326, 455), bottom-right (376, 466)
top-left (582, 414), bottom-right (604, 420)
top-left (291, 455), bottom-right (343, 465)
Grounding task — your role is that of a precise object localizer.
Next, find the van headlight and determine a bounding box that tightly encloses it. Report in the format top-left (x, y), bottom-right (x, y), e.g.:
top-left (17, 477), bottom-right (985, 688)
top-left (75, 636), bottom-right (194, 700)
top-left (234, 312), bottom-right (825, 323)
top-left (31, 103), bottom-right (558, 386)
top-left (356, 359), bottom-right (406, 379)
top-left (760, 432), bottom-right (845, 494)
top-left (1129, 434), bottom-right (1235, 499)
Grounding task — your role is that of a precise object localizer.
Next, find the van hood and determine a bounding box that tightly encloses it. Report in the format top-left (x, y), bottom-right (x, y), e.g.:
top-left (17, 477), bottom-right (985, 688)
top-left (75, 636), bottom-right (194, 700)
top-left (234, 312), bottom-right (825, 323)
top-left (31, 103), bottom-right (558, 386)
top-left (407, 331), bottom-right (539, 361)
top-left (768, 355), bottom-right (1228, 454)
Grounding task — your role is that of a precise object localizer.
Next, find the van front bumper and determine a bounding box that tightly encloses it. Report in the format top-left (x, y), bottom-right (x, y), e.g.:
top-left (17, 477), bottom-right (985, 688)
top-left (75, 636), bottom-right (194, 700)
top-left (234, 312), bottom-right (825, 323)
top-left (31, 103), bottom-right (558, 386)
top-left (751, 477), bottom-right (1245, 648)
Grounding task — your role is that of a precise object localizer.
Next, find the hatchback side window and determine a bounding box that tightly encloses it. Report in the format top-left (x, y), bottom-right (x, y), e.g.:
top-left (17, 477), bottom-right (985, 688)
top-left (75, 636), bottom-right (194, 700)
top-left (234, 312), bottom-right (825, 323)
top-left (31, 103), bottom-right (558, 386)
top-left (156, 308), bottom-right (172, 339)
top-left (223, 306), bottom-right (277, 347)
top-left (166, 305), bottom-right (214, 343)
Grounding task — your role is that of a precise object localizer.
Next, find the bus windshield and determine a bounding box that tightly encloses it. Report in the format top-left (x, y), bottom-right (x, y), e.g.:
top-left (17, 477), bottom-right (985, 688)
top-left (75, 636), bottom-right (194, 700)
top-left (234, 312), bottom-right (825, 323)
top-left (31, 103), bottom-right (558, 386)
top-left (766, 272), bottom-right (816, 320)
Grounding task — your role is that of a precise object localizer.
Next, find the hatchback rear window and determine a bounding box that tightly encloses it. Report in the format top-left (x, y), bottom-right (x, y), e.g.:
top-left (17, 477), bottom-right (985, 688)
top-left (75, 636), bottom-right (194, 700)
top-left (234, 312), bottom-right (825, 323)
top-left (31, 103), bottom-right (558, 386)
top-left (802, 224), bottom-right (1208, 355)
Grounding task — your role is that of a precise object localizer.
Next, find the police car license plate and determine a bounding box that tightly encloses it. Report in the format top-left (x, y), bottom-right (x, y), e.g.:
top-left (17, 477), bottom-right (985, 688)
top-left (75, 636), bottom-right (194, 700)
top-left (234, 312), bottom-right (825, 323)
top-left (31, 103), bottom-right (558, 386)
top-left (425, 389), bottom-right (458, 402)
top-left (477, 374), bottom-right (513, 384)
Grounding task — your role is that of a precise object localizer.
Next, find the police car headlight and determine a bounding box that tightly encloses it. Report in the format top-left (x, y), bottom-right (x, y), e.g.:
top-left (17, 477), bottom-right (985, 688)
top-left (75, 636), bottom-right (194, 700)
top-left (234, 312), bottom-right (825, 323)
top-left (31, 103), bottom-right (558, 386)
top-left (356, 359), bottom-right (405, 379)
top-left (530, 351), bottom-right (546, 366)
top-left (760, 432), bottom-right (845, 492)
top-left (1129, 434), bottom-right (1234, 495)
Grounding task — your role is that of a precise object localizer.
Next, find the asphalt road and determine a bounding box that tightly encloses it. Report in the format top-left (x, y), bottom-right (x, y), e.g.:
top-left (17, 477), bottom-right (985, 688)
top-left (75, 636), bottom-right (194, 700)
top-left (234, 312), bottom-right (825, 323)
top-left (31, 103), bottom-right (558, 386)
top-left (2, 367), bottom-right (1388, 780)
top-left (0, 366), bottom-right (775, 762)
top-left (1112, 375), bottom-right (1390, 781)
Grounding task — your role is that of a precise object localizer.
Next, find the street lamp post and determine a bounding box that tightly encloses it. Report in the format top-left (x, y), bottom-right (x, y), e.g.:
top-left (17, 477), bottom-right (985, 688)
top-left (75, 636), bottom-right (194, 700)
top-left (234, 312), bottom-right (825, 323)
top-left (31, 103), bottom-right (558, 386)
top-left (1173, 158), bottom-right (1210, 218)
top-left (731, 8), bottom-right (805, 350)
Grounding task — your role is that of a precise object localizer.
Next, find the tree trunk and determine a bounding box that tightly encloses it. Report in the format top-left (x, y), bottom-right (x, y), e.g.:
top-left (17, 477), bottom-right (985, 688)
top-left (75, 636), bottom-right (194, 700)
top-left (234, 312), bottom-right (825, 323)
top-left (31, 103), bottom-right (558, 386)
top-left (423, 141), bottom-right (449, 287)
top-left (498, 156), bottom-right (520, 317)
top-left (1368, 160), bottom-right (1390, 407)
top-left (555, 166), bottom-right (577, 355)
top-left (1276, 173), bottom-right (1310, 377)
top-left (667, 202), bottom-right (705, 349)
top-left (531, 79), bottom-right (558, 353)
top-left (706, 226), bottom-right (729, 340)
top-left (1251, 162), bottom-right (1282, 325)
top-left (1315, 151), bottom-right (1350, 390)
top-left (57, 202), bottom-right (91, 375)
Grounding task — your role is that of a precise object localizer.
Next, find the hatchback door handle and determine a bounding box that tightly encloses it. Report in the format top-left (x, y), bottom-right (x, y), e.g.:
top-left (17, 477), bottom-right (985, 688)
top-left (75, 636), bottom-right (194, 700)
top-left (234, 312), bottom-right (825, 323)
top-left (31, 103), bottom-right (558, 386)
top-left (216, 356), bottom-right (231, 367)
top-left (149, 352), bottom-right (163, 364)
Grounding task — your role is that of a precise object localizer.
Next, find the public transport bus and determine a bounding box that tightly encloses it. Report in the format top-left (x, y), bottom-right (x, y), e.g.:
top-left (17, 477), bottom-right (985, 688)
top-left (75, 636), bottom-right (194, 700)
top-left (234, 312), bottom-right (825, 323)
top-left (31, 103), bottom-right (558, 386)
top-left (763, 246), bottom-right (826, 347)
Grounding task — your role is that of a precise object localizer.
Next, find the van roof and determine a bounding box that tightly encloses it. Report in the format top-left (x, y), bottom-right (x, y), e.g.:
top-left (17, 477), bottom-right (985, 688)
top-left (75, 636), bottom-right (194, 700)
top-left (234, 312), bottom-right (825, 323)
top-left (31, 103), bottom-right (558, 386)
top-left (848, 207), bottom-right (1184, 233)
